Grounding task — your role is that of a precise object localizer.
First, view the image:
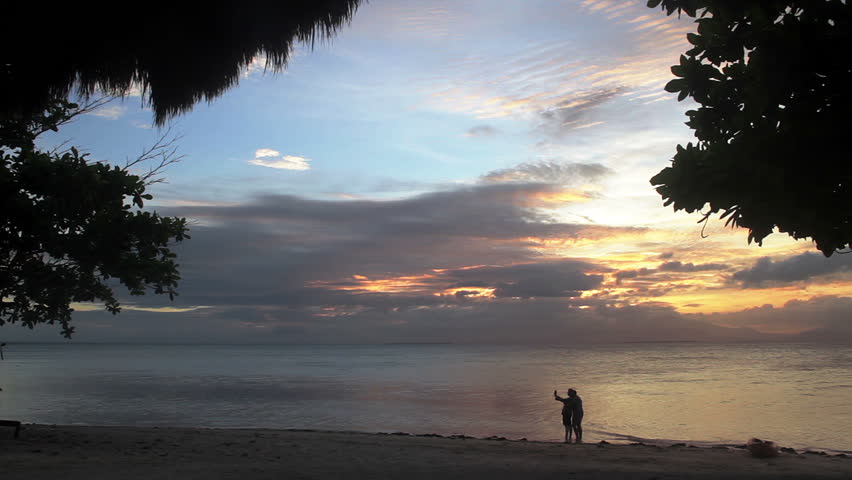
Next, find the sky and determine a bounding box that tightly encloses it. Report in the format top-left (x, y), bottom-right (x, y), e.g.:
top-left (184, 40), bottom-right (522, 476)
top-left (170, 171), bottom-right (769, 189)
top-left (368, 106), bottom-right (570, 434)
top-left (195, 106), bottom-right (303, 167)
top-left (11, 0), bottom-right (852, 343)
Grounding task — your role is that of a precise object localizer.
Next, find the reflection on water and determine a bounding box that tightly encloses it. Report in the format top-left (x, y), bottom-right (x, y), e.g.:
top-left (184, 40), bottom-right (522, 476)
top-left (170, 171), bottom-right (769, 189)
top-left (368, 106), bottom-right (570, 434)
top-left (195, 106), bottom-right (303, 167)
top-left (0, 343), bottom-right (850, 452)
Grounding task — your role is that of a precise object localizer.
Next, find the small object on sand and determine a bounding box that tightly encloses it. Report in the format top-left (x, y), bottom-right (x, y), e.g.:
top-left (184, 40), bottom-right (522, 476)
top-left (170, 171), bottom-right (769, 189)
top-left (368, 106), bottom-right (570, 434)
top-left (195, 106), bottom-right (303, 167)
top-left (746, 438), bottom-right (779, 458)
top-left (780, 447), bottom-right (797, 454)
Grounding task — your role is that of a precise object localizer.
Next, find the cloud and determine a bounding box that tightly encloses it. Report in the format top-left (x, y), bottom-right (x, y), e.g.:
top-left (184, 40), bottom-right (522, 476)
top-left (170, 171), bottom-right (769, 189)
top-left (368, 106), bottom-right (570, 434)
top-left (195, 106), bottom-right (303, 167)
top-left (132, 183), bottom-right (644, 318)
top-left (658, 261), bottom-right (729, 272)
top-left (9, 296), bottom-right (773, 345)
top-left (415, 2), bottom-right (693, 125)
top-left (87, 104), bottom-right (127, 120)
top-left (481, 160), bottom-right (612, 185)
top-left (351, 2), bottom-right (470, 42)
top-left (248, 149), bottom-right (311, 170)
top-left (695, 295), bottom-right (852, 338)
top-left (442, 260), bottom-right (605, 298)
top-left (537, 87), bottom-right (625, 138)
top-left (15, 170), bottom-right (840, 344)
top-left (732, 252), bottom-right (852, 287)
top-left (249, 156), bottom-right (311, 170)
top-left (614, 268), bottom-right (649, 284)
top-left (614, 261), bottom-right (728, 285)
top-left (254, 148), bottom-right (281, 158)
top-left (465, 125), bottom-right (499, 137)
top-left (15, 173), bottom-right (831, 345)
top-left (172, 183), bottom-right (630, 245)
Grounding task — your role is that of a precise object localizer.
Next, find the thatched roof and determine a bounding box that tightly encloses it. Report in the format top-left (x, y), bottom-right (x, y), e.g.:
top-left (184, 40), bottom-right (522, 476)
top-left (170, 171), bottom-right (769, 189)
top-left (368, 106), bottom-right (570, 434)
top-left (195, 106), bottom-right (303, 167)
top-left (1, 1), bottom-right (363, 125)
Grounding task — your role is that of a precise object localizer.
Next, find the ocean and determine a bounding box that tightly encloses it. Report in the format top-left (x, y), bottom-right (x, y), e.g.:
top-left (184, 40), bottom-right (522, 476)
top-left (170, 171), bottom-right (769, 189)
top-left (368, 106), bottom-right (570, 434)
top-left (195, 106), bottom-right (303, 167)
top-left (1, 343), bottom-right (850, 452)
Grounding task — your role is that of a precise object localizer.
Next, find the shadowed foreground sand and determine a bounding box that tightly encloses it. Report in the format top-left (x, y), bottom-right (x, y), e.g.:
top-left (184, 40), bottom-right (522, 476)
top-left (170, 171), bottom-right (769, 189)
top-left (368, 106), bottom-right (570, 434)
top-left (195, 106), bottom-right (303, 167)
top-left (0, 425), bottom-right (849, 479)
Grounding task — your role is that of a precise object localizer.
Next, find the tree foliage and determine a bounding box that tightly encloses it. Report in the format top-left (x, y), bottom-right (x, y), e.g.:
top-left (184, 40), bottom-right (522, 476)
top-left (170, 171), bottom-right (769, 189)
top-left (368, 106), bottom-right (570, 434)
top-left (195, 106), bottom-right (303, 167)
top-left (0, 1), bottom-right (363, 125)
top-left (0, 101), bottom-right (189, 337)
top-left (648, 0), bottom-right (851, 256)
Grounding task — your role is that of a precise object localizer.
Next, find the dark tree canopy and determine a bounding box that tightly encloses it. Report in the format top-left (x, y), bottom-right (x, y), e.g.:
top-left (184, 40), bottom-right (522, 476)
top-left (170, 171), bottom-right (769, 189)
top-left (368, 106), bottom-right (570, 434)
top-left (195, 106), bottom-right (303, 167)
top-left (1, 1), bottom-right (363, 125)
top-left (648, 0), bottom-right (851, 256)
top-left (0, 101), bottom-right (189, 337)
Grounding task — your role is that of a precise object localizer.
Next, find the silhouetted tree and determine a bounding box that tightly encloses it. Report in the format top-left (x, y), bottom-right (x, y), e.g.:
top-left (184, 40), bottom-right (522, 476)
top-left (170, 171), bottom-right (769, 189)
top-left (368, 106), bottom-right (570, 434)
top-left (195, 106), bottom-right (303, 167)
top-left (648, 0), bottom-right (851, 256)
top-left (1, 1), bottom-right (363, 125)
top-left (0, 100), bottom-right (189, 338)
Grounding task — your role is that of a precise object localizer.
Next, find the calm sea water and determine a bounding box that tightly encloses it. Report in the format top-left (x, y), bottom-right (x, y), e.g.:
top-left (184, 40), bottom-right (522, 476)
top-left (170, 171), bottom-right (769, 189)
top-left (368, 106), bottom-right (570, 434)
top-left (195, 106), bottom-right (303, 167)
top-left (1, 343), bottom-right (850, 452)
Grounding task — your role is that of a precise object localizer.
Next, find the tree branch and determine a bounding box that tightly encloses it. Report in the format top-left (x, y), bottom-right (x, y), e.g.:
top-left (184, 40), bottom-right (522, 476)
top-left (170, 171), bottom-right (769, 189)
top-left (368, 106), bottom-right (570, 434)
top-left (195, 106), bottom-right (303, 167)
top-left (124, 125), bottom-right (185, 185)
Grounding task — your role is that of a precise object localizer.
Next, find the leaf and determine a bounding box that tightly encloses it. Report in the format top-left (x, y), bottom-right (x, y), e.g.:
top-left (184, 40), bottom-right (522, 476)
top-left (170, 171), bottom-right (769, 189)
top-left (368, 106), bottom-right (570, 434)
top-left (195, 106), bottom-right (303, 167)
top-left (664, 78), bottom-right (686, 93)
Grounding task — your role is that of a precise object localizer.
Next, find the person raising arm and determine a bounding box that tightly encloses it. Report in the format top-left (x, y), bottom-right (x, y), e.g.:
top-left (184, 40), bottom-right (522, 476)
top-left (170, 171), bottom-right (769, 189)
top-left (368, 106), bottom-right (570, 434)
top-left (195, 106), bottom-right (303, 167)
top-left (554, 390), bottom-right (573, 443)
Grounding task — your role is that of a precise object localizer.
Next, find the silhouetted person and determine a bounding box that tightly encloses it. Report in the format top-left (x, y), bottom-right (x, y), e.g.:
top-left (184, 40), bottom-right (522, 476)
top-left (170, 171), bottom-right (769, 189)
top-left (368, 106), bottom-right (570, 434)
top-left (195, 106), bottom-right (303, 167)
top-left (554, 388), bottom-right (583, 443)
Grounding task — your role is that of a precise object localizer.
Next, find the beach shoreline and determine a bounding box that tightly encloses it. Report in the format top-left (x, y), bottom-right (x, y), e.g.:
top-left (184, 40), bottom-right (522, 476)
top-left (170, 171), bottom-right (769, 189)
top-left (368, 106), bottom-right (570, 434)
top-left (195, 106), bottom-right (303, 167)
top-left (0, 424), bottom-right (849, 479)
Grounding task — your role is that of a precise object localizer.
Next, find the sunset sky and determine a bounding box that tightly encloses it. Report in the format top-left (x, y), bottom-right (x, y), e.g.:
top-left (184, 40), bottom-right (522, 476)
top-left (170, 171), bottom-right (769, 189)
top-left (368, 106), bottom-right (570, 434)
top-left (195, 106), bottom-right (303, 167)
top-left (17, 0), bottom-right (852, 343)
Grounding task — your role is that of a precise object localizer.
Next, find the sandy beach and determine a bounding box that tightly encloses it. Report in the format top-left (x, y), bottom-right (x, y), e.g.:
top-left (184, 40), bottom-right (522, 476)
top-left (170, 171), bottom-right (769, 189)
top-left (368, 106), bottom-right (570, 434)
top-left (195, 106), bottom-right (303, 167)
top-left (0, 424), bottom-right (849, 479)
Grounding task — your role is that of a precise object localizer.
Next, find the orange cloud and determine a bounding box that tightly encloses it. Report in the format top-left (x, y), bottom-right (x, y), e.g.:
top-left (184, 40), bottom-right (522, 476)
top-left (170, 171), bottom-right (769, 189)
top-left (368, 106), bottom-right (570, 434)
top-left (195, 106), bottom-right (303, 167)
top-left (515, 189), bottom-right (594, 208)
top-left (440, 287), bottom-right (496, 298)
top-left (312, 274), bottom-right (438, 294)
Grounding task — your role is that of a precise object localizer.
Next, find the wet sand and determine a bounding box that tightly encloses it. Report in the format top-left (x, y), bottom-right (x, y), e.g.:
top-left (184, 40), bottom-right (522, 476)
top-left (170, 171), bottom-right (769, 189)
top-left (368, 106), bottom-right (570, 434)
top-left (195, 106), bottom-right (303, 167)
top-left (0, 424), bottom-right (849, 479)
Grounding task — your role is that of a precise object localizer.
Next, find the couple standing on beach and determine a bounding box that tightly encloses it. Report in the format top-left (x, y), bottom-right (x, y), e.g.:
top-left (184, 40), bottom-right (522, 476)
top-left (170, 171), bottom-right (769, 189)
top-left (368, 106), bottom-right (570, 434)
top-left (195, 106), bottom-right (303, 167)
top-left (554, 389), bottom-right (583, 443)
